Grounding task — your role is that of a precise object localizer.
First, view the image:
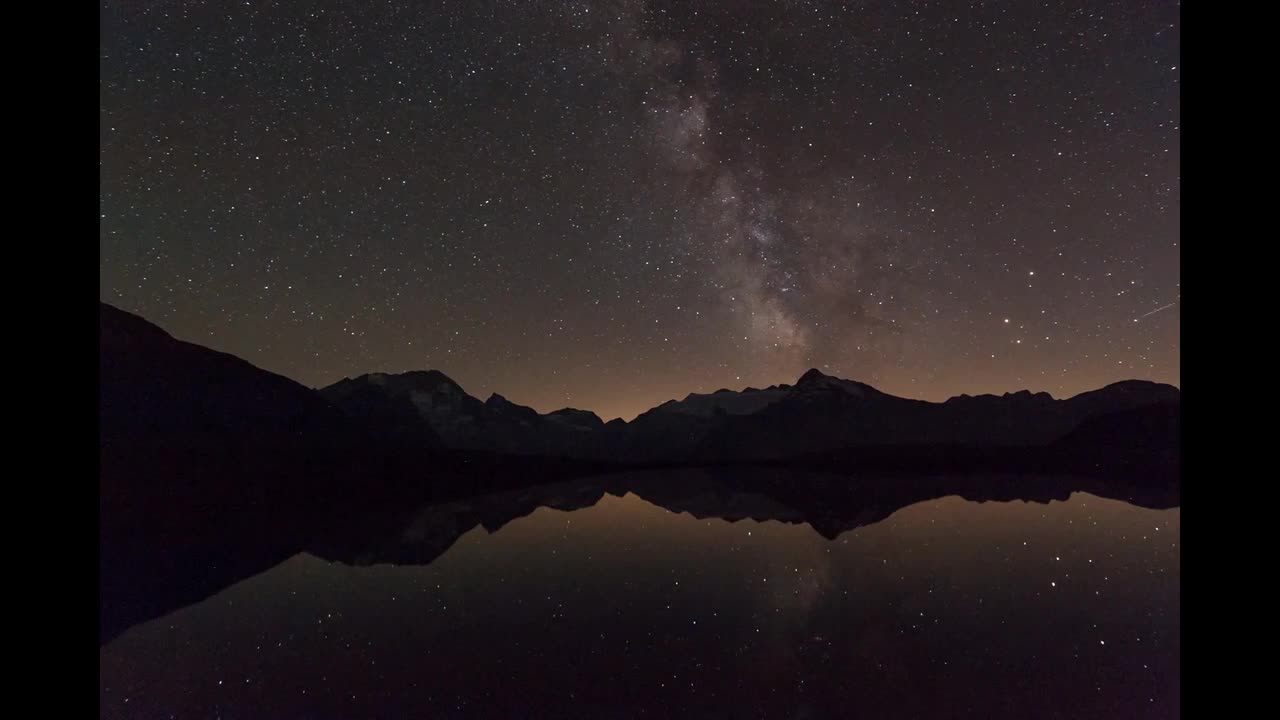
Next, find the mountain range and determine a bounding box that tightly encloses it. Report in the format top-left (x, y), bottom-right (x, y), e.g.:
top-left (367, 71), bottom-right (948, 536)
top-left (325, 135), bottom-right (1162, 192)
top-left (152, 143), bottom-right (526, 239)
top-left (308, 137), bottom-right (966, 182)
top-left (319, 359), bottom-right (1178, 467)
top-left (101, 301), bottom-right (1179, 491)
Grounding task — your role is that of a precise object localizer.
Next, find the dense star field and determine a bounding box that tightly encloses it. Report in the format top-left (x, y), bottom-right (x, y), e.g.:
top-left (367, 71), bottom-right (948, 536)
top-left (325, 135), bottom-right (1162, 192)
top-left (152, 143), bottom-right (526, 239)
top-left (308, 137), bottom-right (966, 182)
top-left (100, 0), bottom-right (1179, 421)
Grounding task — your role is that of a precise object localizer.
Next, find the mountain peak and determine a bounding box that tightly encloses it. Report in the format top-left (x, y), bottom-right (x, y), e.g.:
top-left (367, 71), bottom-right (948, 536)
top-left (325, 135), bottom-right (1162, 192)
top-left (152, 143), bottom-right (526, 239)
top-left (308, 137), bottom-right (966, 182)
top-left (1067, 379), bottom-right (1180, 405)
top-left (485, 393), bottom-right (541, 423)
top-left (1096, 379), bottom-right (1179, 393)
top-left (546, 408), bottom-right (604, 429)
top-left (796, 368), bottom-right (829, 385)
top-left (486, 392), bottom-right (535, 413)
top-left (360, 369), bottom-right (467, 396)
top-left (790, 368), bottom-right (881, 399)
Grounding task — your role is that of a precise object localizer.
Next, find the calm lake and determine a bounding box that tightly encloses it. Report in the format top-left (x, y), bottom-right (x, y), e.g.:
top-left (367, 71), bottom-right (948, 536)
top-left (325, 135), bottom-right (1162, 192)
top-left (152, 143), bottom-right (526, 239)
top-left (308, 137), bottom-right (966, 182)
top-left (100, 472), bottom-right (1179, 719)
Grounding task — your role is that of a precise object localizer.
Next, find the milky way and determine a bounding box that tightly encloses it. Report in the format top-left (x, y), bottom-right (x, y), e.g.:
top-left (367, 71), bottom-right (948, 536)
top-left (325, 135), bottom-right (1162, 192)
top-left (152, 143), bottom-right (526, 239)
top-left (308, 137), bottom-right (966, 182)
top-left (101, 0), bottom-right (1179, 420)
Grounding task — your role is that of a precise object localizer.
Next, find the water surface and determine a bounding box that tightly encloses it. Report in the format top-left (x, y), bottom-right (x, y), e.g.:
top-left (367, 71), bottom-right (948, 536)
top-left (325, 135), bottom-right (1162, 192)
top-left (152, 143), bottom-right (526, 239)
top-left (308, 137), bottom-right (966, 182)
top-left (101, 473), bottom-right (1179, 719)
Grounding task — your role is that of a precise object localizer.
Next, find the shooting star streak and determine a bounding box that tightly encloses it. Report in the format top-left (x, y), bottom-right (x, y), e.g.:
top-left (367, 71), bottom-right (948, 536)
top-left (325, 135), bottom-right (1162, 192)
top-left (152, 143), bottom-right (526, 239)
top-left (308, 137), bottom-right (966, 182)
top-left (1134, 303), bottom-right (1176, 322)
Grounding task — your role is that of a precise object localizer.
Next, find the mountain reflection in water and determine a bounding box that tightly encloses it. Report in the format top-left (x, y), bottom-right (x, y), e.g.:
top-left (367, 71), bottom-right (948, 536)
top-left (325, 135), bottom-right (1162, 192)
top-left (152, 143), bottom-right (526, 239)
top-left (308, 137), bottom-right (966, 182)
top-left (101, 470), bottom-right (1178, 719)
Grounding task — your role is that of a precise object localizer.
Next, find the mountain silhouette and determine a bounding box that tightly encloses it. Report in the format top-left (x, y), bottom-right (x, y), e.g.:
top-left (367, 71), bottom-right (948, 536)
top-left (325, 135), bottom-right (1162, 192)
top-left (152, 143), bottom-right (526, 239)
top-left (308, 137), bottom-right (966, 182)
top-left (324, 364), bottom-right (1178, 473)
top-left (102, 304), bottom-right (1180, 477)
top-left (689, 371), bottom-right (1179, 469)
top-left (321, 372), bottom-right (607, 457)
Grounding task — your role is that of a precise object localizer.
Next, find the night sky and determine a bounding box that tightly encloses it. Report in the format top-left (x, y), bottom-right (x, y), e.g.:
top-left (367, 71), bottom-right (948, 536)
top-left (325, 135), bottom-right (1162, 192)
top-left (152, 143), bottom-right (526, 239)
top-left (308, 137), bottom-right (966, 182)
top-left (100, 0), bottom-right (1180, 421)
